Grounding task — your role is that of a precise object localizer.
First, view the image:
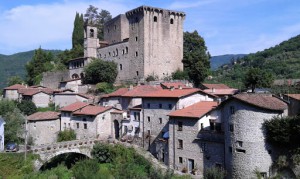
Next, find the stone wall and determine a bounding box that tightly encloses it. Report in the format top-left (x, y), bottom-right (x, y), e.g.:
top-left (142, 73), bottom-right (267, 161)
top-left (222, 99), bottom-right (286, 178)
top-left (104, 14), bottom-right (129, 44)
top-left (3, 89), bottom-right (19, 100)
top-left (32, 92), bottom-right (51, 108)
top-left (42, 71), bottom-right (70, 89)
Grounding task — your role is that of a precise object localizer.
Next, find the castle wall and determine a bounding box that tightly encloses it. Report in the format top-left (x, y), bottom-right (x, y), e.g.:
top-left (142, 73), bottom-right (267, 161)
top-left (222, 100), bottom-right (286, 178)
top-left (42, 71), bottom-right (70, 89)
top-left (104, 14), bottom-right (129, 44)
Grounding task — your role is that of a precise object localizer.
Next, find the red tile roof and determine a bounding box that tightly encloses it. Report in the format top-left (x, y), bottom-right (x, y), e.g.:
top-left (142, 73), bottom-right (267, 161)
top-left (142, 88), bottom-right (212, 98)
top-left (204, 88), bottom-right (238, 96)
top-left (122, 85), bottom-right (162, 97)
top-left (106, 88), bottom-right (129, 97)
top-left (27, 112), bottom-right (60, 121)
top-left (233, 93), bottom-right (287, 111)
top-left (4, 84), bottom-right (26, 90)
top-left (161, 82), bottom-right (191, 89)
top-left (73, 106), bottom-right (112, 116)
top-left (19, 88), bottom-right (54, 96)
top-left (284, 94), bottom-right (300, 100)
top-left (59, 102), bottom-right (91, 112)
top-left (202, 83), bottom-right (230, 89)
top-left (168, 101), bottom-right (218, 118)
top-left (55, 92), bottom-right (90, 99)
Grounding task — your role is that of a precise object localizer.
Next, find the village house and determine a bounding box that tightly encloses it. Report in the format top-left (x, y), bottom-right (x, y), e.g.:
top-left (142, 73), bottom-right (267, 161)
top-left (3, 84), bottom-right (26, 100)
top-left (201, 83), bottom-right (238, 101)
top-left (59, 78), bottom-right (82, 92)
top-left (220, 93), bottom-right (287, 179)
top-left (0, 117), bottom-right (5, 151)
top-left (168, 101), bottom-right (223, 176)
top-left (141, 88), bottom-right (216, 165)
top-left (282, 94), bottom-right (300, 116)
top-left (59, 101), bottom-right (91, 131)
top-left (27, 112), bottom-right (61, 145)
top-left (54, 92), bottom-right (91, 108)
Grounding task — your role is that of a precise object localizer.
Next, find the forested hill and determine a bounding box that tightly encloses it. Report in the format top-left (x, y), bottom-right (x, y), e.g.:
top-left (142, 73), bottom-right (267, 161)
top-left (210, 54), bottom-right (246, 70)
top-left (212, 34), bottom-right (300, 88)
top-left (0, 50), bottom-right (61, 89)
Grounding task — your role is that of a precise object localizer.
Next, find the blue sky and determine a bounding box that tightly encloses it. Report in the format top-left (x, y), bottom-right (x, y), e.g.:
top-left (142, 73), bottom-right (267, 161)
top-left (0, 0), bottom-right (300, 56)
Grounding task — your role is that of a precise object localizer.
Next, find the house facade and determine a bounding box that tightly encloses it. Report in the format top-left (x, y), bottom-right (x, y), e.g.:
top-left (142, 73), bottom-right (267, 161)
top-left (3, 84), bottom-right (26, 100)
top-left (283, 94), bottom-right (300, 116)
top-left (54, 92), bottom-right (90, 108)
top-left (27, 112), bottom-right (61, 145)
top-left (0, 117), bottom-right (5, 151)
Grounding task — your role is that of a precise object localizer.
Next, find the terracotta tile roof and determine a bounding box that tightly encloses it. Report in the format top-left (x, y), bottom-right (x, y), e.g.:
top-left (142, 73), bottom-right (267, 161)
top-left (122, 85), bottom-right (162, 97)
top-left (27, 112), bottom-right (60, 121)
top-left (284, 94), bottom-right (300, 101)
top-left (55, 92), bottom-right (90, 99)
top-left (204, 88), bottom-right (239, 96)
top-left (4, 84), bottom-right (26, 90)
top-left (73, 106), bottom-right (112, 116)
top-left (106, 88), bottom-right (129, 97)
top-left (19, 88), bottom-right (54, 96)
top-left (233, 93), bottom-right (287, 111)
top-left (160, 82), bottom-right (191, 89)
top-left (169, 101), bottom-right (218, 118)
top-left (202, 83), bottom-right (230, 89)
top-left (142, 88), bottom-right (214, 98)
top-left (59, 102), bottom-right (91, 112)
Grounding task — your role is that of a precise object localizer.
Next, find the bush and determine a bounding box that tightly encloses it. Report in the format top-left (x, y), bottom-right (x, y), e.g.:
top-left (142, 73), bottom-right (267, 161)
top-left (204, 167), bottom-right (226, 179)
top-left (95, 82), bottom-right (114, 94)
top-left (172, 69), bottom-right (188, 80)
top-left (57, 129), bottom-right (76, 142)
top-left (146, 75), bottom-right (158, 82)
top-left (17, 100), bottom-right (37, 115)
top-left (72, 159), bottom-right (100, 179)
top-left (91, 143), bottom-right (114, 163)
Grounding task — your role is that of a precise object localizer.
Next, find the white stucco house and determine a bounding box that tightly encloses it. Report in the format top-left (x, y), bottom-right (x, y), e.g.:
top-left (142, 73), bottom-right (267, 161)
top-left (0, 117), bottom-right (5, 151)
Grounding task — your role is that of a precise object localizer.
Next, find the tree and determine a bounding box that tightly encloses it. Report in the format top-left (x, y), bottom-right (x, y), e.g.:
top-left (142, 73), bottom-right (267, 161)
top-left (4, 108), bottom-right (25, 144)
top-left (7, 76), bottom-right (24, 86)
top-left (182, 31), bottom-right (210, 87)
top-left (84, 5), bottom-right (99, 25)
top-left (17, 100), bottom-right (37, 116)
top-left (83, 58), bottom-right (117, 84)
top-left (72, 12), bottom-right (84, 49)
top-left (26, 47), bottom-right (55, 85)
top-left (244, 68), bottom-right (274, 92)
top-left (172, 69), bottom-right (188, 80)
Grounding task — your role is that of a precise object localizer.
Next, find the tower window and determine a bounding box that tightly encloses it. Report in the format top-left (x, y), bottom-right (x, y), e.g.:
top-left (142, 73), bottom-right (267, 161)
top-left (135, 51), bottom-right (138, 57)
top-left (119, 64), bottom-right (122, 70)
top-left (136, 71), bottom-right (139, 76)
top-left (170, 18), bottom-right (174, 24)
top-left (114, 25), bottom-right (116, 30)
top-left (90, 29), bottom-right (94, 38)
top-left (135, 17), bottom-right (139, 23)
top-left (135, 36), bottom-right (138, 41)
top-left (154, 16), bottom-right (157, 22)
top-left (125, 47), bottom-right (128, 54)
top-left (122, 49), bottom-right (125, 54)
top-left (116, 49), bottom-right (118, 56)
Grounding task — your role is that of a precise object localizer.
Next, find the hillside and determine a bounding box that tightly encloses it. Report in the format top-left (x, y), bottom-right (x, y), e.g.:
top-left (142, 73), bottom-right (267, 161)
top-left (0, 50), bottom-right (61, 89)
top-left (210, 54), bottom-right (246, 70)
top-left (211, 34), bottom-right (300, 88)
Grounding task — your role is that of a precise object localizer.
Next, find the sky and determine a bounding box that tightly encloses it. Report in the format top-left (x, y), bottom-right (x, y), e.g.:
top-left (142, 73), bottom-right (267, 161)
top-left (0, 0), bottom-right (300, 56)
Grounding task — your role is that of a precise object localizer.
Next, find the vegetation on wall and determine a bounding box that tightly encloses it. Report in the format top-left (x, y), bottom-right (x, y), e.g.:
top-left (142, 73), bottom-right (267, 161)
top-left (83, 58), bottom-right (118, 84)
top-left (57, 129), bottom-right (76, 142)
top-left (182, 31), bottom-right (210, 87)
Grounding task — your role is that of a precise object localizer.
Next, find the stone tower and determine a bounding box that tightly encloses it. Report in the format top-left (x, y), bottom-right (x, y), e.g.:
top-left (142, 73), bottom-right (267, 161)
top-left (84, 25), bottom-right (99, 61)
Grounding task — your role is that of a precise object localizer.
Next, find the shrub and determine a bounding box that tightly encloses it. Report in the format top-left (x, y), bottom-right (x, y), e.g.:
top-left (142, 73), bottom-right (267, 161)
top-left (91, 143), bottom-right (114, 163)
top-left (146, 75), bottom-right (158, 82)
top-left (204, 167), bottom-right (226, 179)
top-left (172, 69), bottom-right (188, 80)
top-left (57, 129), bottom-right (76, 142)
top-left (95, 82), bottom-right (114, 94)
top-left (72, 159), bottom-right (99, 179)
top-left (17, 100), bottom-right (37, 115)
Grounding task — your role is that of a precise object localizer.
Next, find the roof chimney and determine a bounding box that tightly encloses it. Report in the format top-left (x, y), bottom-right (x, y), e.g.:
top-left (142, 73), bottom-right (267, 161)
top-left (179, 85), bottom-right (182, 90)
top-left (170, 86), bottom-right (175, 91)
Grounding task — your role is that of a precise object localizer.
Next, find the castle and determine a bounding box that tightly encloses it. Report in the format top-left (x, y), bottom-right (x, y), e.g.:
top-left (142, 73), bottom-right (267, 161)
top-left (68, 6), bottom-right (186, 83)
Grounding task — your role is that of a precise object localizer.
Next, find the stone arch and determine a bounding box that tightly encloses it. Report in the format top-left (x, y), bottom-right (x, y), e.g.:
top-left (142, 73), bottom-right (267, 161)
top-left (72, 73), bottom-right (79, 79)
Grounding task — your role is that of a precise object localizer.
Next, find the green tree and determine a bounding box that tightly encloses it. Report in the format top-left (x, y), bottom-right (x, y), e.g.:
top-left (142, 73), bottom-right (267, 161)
top-left (26, 47), bottom-right (55, 85)
top-left (83, 58), bottom-right (117, 84)
top-left (7, 76), bottom-right (24, 86)
top-left (57, 129), bottom-right (76, 142)
top-left (72, 12), bottom-right (84, 49)
top-left (4, 108), bottom-right (25, 143)
top-left (17, 100), bottom-right (37, 116)
top-left (244, 68), bottom-right (274, 92)
top-left (84, 5), bottom-right (99, 25)
top-left (182, 31), bottom-right (210, 87)
top-left (72, 159), bottom-right (100, 179)
top-left (172, 69), bottom-right (188, 80)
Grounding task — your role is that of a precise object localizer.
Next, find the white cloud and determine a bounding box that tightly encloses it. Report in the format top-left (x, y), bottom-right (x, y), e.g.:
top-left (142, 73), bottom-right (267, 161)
top-left (0, 0), bottom-right (133, 55)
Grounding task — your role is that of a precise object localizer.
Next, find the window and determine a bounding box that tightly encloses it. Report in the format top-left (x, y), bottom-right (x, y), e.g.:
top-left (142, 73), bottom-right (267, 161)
top-left (135, 51), bottom-right (138, 57)
top-left (170, 18), bottom-right (174, 24)
top-left (116, 49), bottom-right (118, 56)
top-left (147, 116), bottom-right (151, 122)
top-left (135, 36), bottom-right (138, 41)
top-left (76, 123), bottom-right (79, 129)
top-left (147, 130), bottom-right (151, 136)
top-left (201, 123), bottom-right (204, 130)
top-left (178, 139), bottom-right (183, 149)
top-left (168, 104), bottom-right (172, 109)
top-left (230, 106), bottom-right (235, 114)
top-left (229, 147), bottom-right (232, 153)
top-left (124, 126), bottom-right (128, 133)
top-left (178, 121), bottom-right (183, 131)
top-left (179, 157), bottom-right (183, 164)
top-left (210, 120), bottom-right (215, 131)
top-left (200, 142), bottom-right (207, 152)
top-left (159, 104), bottom-right (162, 109)
top-left (135, 127), bottom-right (140, 134)
top-left (119, 64), bottom-right (122, 70)
top-left (136, 71), bottom-right (139, 76)
top-left (122, 49), bottom-right (125, 54)
top-left (84, 123), bottom-right (87, 129)
top-left (134, 112), bottom-right (140, 121)
top-left (159, 118), bottom-right (162, 124)
top-left (135, 17), bottom-right (139, 23)
top-left (147, 103), bottom-right (150, 108)
top-left (237, 141), bottom-right (243, 147)
top-left (125, 47), bottom-right (128, 54)
top-left (236, 148), bottom-right (246, 153)
top-left (90, 29), bottom-right (94, 38)
top-left (114, 25), bottom-right (117, 30)
top-left (229, 124), bottom-right (234, 132)
top-left (154, 16), bottom-right (157, 22)
top-left (109, 52), bottom-right (111, 56)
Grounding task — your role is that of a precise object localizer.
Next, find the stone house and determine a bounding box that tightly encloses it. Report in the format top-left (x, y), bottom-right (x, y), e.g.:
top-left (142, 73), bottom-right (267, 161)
top-left (22, 90), bottom-right (53, 108)
top-left (282, 94), bottom-right (300, 116)
top-left (27, 112), bottom-right (60, 145)
top-left (121, 105), bottom-right (142, 143)
top-left (3, 84), bottom-right (26, 100)
top-left (0, 117), bottom-right (5, 151)
top-left (168, 101), bottom-right (224, 176)
top-left (71, 105), bottom-right (114, 140)
top-left (220, 93), bottom-right (287, 179)
top-left (59, 78), bottom-right (82, 92)
top-left (201, 83), bottom-right (238, 101)
top-left (54, 92), bottom-right (90, 108)
top-left (141, 88), bottom-right (216, 165)
top-left (59, 101), bottom-right (91, 131)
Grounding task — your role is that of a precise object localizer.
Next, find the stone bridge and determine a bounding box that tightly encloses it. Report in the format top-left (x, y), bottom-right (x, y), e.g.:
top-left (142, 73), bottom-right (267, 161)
top-left (30, 138), bottom-right (104, 170)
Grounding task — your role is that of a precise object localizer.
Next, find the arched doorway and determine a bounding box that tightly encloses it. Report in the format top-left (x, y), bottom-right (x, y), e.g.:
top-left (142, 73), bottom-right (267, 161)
top-left (114, 120), bottom-right (120, 139)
